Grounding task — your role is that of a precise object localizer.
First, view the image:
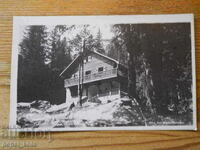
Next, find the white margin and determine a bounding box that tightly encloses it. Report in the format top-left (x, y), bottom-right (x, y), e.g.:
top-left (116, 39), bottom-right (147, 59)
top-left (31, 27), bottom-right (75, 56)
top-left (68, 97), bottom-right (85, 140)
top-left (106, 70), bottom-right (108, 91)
top-left (9, 14), bottom-right (196, 131)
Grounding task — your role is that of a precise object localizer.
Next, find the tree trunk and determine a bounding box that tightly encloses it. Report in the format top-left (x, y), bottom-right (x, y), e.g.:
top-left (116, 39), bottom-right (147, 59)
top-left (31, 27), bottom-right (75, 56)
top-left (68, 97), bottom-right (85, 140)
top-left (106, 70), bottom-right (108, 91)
top-left (126, 25), bottom-right (137, 99)
top-left (127, 53), bottom-right (136, 98)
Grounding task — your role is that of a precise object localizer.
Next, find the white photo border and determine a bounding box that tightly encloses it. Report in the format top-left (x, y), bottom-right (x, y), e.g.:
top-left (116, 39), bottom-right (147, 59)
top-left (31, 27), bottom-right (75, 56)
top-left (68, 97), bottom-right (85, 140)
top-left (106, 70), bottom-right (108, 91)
top-left (10, 14), bottom-right (197, 131)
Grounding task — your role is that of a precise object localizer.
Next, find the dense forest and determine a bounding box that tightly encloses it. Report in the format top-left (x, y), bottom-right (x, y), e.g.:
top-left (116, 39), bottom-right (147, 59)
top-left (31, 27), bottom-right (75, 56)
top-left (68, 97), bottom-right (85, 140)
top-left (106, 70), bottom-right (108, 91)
top-left (17, 23), bottom-right (193, 120)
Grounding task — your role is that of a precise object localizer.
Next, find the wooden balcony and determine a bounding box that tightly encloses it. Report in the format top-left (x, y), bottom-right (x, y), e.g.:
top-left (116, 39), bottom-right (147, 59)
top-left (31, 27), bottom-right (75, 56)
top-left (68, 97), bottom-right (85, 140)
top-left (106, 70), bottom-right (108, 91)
top-left (64, 68), bottom-right (118, 87)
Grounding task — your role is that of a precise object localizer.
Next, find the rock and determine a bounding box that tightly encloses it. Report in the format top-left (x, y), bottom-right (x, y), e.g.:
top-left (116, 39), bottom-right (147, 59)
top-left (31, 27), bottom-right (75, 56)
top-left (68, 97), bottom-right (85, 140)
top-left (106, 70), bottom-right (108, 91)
top-left (17, 102), bottom-right (31, 108)
top-left (120, 97), bottom-right (139, 106)
top-left (17, 117), bottom-right (34, 128)
top-left (30, 108), bottom-right (43, 113)
top-left (88, 96), bottom-right (101, 104)
top-left (46, 103), bottom-right (69, 114)
top-left (17, 103), bottom-right (31, 114)
top-left (107, 100), bottom-right (111, 103)
top-left (54, 121), bottom-right (65, 128)
top-left (120, 99), bottom-right (132, 106)
top-left (30, 100), bottom-right (51, 111)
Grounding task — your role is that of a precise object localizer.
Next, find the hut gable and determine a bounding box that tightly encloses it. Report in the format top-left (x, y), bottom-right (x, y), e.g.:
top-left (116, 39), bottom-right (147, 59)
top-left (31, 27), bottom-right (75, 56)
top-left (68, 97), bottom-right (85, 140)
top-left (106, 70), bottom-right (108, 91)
top-left (60, 51), bottom-right (118, 78)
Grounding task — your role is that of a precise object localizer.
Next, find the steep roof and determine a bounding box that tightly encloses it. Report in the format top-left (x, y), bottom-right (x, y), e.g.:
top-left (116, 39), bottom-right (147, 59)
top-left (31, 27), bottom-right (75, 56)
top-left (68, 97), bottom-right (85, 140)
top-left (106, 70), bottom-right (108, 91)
top-left (59, 50), bottom-right (121, 77)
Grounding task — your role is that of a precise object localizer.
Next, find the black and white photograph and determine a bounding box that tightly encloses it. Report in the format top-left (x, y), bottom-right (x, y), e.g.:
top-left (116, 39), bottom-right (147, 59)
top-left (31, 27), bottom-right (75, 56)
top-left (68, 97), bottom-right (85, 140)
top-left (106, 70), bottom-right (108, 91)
top-left (10, 15), bottom-right (196, 131)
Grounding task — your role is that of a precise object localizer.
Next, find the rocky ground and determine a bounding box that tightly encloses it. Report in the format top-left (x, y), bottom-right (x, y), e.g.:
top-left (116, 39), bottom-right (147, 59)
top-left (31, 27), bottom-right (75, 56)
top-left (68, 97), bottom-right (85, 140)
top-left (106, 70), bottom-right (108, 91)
top-left (17, 97), bottom-right (192, 129)
top-left (17, 97), bottom-right (146, 129)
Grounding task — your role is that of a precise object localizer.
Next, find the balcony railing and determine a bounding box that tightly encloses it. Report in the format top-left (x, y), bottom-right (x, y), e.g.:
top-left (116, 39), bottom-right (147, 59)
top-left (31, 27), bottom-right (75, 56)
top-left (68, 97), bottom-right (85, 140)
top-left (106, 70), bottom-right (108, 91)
top-left (64, 68), bottom-right (118, 87)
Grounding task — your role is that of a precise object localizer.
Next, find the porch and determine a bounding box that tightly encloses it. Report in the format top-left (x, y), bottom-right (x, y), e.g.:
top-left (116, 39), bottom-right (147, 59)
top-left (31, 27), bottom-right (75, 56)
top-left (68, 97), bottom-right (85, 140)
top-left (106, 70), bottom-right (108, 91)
top-left (64, 68), bottom-right (118, 88)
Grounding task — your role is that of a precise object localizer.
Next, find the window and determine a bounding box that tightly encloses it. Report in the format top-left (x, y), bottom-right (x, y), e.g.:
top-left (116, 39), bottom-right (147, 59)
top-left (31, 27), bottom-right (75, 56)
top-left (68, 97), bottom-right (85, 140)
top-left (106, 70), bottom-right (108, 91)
top-left (85, 70), bottom-right (91, 75)
top-left (98, 67), bottom-right (104, 72)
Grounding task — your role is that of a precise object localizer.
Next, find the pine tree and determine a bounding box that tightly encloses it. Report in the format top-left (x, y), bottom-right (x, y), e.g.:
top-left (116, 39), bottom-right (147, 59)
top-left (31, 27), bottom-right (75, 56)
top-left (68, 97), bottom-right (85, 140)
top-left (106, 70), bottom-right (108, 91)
top-left (18, 26), bottom-right (49, 102)
top-left (47, 25), bottom-right (73, 104)
top-left (95, 29), bottom-right (105, 54)
top-left (49, 25), bottom-right (73, 73)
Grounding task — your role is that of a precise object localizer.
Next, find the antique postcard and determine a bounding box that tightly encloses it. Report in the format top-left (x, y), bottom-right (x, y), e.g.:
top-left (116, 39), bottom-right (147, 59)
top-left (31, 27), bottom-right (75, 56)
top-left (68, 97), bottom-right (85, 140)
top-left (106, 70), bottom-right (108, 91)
top-left (10, 14), bottom-right (196, 131)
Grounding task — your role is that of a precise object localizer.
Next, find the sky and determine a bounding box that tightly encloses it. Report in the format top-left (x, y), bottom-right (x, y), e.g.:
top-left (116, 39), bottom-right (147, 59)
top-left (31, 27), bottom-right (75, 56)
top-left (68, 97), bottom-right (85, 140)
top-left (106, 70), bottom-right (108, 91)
top-left (90, 24), bottom-right (114, 40)
top-left (19, 24), bottom-right (114, 43)
top-left (61, 24), bottom-right (114, 41)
